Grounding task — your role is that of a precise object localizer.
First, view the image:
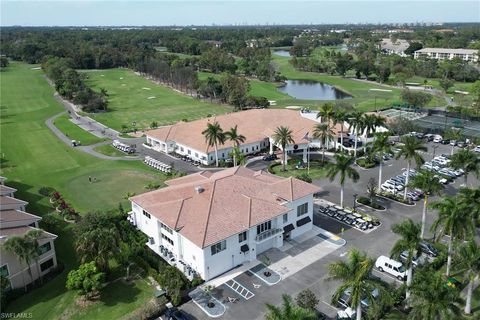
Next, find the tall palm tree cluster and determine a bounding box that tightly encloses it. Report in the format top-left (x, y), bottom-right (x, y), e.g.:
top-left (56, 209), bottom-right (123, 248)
top-left (202, 121), bottom-right (246, 167)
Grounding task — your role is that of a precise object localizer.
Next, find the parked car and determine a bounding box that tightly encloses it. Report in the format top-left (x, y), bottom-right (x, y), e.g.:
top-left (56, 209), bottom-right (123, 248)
top-left (262, 154), bottom-right (277, 161)
top-left (399, 250), bottom-right (426, 268)
top-left (450, 140), bottom-right (457, 146)
top-left (474, 146), bottom-right (480, 153)
top-left (165, 307), bottom-right (189, 320)
top-left (433, 135), bottom-right (443, 143)
top-left (381, 184), bottom-right (397, 194)
top-left (419, 241), bottom-right (439, 258)
top-left (441, 139), bottom-right (450, 145)
top-left (375, 255), bottom-right (407, 281)
top-left (438, 168), bottom-right (456, 178)
top-left (406, 192), bottom-right (420, 201)
top-left (434, 175), bottom-right (448, 184)
top-left (424, 134), bottom-right (434, 142)
top-left (457, 141), bottom-right (466, 148)
top-left (402, 169), bottom-right (418, 177)
top-left (383, 180), bottom-right (404, 191)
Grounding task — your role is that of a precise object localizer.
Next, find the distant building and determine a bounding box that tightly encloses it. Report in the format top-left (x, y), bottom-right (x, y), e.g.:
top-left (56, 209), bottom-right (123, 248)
top-left (380, 38), bottom-right (410, 56)
top-left (0, 177), bottom-right (58, 290)
top-left (205, 40), bottom-right (222, 48)
top-left (145, 109), bottom-right (339, 166)
top-left (129, 166), bottom-right (320, 281)
top-left (414, 48), bottom-right (478, 62)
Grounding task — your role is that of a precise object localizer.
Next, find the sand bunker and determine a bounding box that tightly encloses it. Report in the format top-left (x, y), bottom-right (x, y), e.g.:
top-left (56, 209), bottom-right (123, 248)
top-left (30, 67), bottom-right (41, 70)
top-left (142, 87), bottom-right (151, 90)
top-left (147, 96), bottom-right (156, 99)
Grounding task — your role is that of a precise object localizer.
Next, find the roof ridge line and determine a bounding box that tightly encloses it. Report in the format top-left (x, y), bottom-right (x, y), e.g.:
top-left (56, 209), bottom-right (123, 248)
top-left (174, 198), bottom-right (186, 230)
top-left (201, 180), bottom-right (216, 248)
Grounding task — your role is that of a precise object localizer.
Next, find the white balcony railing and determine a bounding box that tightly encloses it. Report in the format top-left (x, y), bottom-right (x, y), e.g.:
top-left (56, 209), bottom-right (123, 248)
top-left (255, 228), bottom-right (283, 242)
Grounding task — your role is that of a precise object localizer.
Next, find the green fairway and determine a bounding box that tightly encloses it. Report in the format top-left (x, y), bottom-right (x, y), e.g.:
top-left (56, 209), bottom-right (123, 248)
top-left (0, 62), bottom-right (166, 319)
top-left (93, 144), bottom-right (127, 157)
top-left (53, 113), bottom-right (106, 145)
top-left (83, 69), bottom-right (230, 131)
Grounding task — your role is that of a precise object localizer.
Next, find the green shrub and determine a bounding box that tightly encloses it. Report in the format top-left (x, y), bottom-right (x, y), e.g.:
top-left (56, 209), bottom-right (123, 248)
top-left (38, 186), bottom-right (56, 197)
top-left (357, 196), bottom-right (385, 210)
top-left (191, 277), bottom-right (204, 287)
top-left (296, 173), bottom-right (312, 183)
top-left (356, 158), bottom-right (376, 169)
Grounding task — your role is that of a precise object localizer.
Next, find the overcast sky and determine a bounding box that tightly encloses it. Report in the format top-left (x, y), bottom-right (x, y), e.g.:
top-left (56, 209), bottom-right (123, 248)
top-left (1, 1), bottom-right (478, 27)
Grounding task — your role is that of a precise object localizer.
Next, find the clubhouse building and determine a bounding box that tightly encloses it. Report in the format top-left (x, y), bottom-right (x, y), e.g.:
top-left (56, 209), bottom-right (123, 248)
top-left (145, 109), bottom-right (331, 165)
top-left (129, 166), bottom-right (320, 281)
top-left (0, 177), bottom-right (58, 290)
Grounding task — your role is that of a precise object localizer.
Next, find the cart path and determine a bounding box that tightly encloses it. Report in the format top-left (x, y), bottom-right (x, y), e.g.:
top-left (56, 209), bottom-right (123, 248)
top-left (45, 111), bottom-right (141, 161)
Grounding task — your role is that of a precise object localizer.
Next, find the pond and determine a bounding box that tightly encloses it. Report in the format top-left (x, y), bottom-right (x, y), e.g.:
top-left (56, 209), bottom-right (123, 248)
top-left (273, 50), bottom-right (291, 57)
top-left (277, 80), bottom-right (352, 100)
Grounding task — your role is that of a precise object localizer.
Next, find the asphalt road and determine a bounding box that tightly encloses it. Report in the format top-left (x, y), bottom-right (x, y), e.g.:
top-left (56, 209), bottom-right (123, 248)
top-left (180, 141), bottom-right (479, 320)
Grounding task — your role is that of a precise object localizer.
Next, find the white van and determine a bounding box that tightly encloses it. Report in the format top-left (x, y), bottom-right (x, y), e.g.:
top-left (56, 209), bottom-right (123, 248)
top-left (375, 255), bottom-right (407, 281)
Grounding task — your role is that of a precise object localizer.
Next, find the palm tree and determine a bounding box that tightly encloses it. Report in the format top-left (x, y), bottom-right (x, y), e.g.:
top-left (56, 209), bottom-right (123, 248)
top-left (409, 267), bottom-right (463, 320)
top-left (329, 248), bottom-right (382, 320)
top-left (265, 294), bottom-right (316, 320)
top-left (313, 123), bottom-right (334, 164)
top-left (430, 196), bottom-right (475, 276)
top-left (455, 240), bottom-right (480, 315)
top-left (76, 228), bottom-right (120, 271)
top-left (229, 146), bottom-right (246, 166)
top-left (347, 112), bottom-right (364, 158)
top-left (326, 153), bottom-right (359, 208)
top-left (224, 125), bottom-right (246, 166)
top-left (450, 148), bottom-right (480, 187)
top-left (202, 121), bottom-right (225, 167)
top-left (458, 187), bottom-right (480, 222)
top-left (333, 109), bottom-right (348, 150)
top-left (390, 219), bottom-right (422, 301)
top-left (370, 132), bottom-right (392, 189)
top-left (394, 136), bottom-right (427, 200)
top-left (24, 229), bottom-right (43, 284)
top-left (3, 236), bottom-right (29, 291)
top-left (444, 128), bottom-right (462, 155)
top-left (408, 170), bottom-right (444, 238)
top-left (316, 102), bottom-right (335, 123)
top-left (273, 126), bottom-right (294, 172)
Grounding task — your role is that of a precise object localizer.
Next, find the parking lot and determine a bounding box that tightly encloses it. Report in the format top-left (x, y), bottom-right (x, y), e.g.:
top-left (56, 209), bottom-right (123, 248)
top-left (179, 141), bottom-right (479, 319)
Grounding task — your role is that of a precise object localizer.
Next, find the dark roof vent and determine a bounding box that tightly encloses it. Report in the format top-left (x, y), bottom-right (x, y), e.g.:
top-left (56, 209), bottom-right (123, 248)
top-left (195, 186), bottom-right (205, 194)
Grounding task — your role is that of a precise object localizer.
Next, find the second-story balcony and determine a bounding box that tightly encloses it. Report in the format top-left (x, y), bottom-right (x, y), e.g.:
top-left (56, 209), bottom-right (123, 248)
top-left (255, 228), bottom-right (283, 242)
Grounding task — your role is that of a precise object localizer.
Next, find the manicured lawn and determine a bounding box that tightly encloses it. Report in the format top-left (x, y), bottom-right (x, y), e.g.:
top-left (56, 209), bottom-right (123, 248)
top-left (0, 62), bottom-right (166, 319)
top-left (83, 69), bottom-right (230, 131)
top-left (269, 160), bottom-right (328, 180)
top-left (93, 144), bottom-right (127, 157)
top-left (53, 113), bottom-right (106, 145)
top-left (68, 279), bottom-right (154, 320)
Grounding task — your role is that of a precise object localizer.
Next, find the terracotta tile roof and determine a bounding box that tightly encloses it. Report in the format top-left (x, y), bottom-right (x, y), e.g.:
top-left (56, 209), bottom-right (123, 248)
top-left (131, 167), bottom-right (320, 248)
top-left (0, 185), bottom-right (17, 195)
top-left (0, 196), bottom-right (28, 207)
top-left (0, 210), bottom-right (41, 224)
top-left (0, 226), bottom-right (57, 243)
top-left (147, 109), bottom-right (322, 153)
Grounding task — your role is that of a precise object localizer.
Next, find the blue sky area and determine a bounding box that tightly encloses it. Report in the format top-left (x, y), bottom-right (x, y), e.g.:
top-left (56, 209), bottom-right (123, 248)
top-left (1, 1), bottom-right (478, 26)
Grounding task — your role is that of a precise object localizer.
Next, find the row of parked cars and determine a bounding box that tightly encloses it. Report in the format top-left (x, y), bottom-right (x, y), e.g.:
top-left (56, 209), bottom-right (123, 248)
top-left (380, 169), bottom-right (425, 201)
top-left (421, 155), bottom-right (464, 181)
top-left (318, 204), bottom-right (380, 231)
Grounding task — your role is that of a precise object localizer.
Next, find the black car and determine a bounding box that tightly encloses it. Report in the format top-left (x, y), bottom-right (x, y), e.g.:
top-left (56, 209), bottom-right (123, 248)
top-left (165, 308), bottom-right (189, 320)
top-left (420, 241), bottom-right (439, 257)
top-left (262, 154), bottom-right (278, 161)
top-left (441, 139), bottom-right (450, 145)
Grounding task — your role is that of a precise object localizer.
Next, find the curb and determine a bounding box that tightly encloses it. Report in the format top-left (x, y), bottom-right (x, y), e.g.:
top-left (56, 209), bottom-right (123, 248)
top-left (376, 194), bottom-right (416, 207)
top-left (355, 199), bottom-right (386, 211)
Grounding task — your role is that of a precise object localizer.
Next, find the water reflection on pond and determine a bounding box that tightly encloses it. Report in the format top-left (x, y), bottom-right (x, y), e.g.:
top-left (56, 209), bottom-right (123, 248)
top-left (278, 80), bottom-right (352, 100)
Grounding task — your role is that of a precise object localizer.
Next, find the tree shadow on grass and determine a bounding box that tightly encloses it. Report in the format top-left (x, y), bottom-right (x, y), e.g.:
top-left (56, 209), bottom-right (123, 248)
top-left (99, 279), bottom-right (143, 307)
top-left (5, 180), bottom-right (55, 216)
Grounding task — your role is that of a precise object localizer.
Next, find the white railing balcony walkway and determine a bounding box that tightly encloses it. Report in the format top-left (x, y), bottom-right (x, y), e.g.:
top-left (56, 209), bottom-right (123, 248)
top-left (255, 228), bottom-right (282, 242)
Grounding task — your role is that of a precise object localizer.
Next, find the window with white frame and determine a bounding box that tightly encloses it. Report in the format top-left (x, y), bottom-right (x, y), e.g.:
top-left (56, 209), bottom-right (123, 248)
top-left (283, 213), bottom-right (288, 223)
top-left (161, 233), bottom-right (174, 245)
top-left (0, 264), bottom-right (9, 277)
top-left (256, 220), bottom-right (272, 234)
top-left (160, 222), bottom-right (173, 234)
top-left (38, 242), bottom-right (52, 255)
top-left (238, 231), bottom-right (247, 243)
top-left (143, 210), bottom-right (151, 219)
top-left (210, 240), bottom-right (226, 255)
top-left (297, 203), bottom-right (308, 217)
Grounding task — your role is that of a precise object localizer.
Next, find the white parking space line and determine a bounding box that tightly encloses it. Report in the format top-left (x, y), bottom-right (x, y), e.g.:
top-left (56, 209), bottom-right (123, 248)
top-left (321, 300), bottom-right (339, 311)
